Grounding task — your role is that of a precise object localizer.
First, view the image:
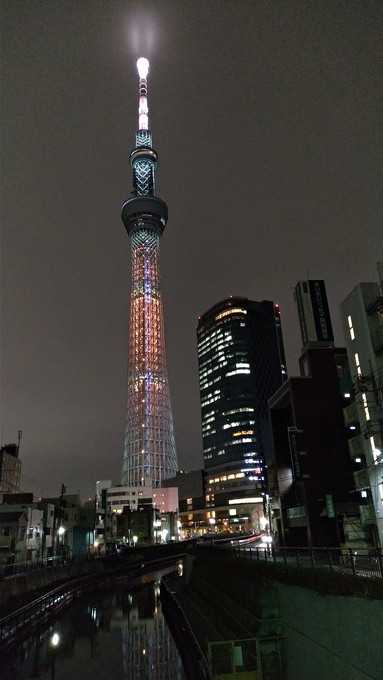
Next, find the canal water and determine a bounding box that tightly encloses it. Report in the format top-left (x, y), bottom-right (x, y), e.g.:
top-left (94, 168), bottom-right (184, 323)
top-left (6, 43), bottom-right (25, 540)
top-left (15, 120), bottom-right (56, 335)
top-left (1, 582), bottom-right (186, 680)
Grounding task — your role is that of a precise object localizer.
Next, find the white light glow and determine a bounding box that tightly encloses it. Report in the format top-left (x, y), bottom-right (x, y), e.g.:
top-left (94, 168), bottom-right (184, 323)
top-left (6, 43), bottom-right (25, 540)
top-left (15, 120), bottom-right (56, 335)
top-left (215, 308), bottom-right (247, 321)
top-left (137, 57), bottom-right (150, 79)
top-left (228, 497), bottom-right (263, 505)
top-left (370, 436), bottom-right (378, 462)
top-left (50, 632), bottom-right (61, 647)
top-left (139, 113), bottom-right (148, 130)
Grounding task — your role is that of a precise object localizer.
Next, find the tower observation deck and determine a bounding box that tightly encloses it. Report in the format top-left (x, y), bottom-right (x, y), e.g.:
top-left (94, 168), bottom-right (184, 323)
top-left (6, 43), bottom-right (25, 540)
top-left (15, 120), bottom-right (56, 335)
top-left (121, 58), bottom-right (177, 487)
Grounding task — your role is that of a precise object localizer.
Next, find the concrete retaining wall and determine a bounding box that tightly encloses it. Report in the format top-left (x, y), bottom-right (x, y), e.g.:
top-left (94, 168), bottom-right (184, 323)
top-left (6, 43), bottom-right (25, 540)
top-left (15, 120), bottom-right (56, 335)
top-left (277, 582), bottom-right (383, 680)
top-left (0, 560), bottom-right (104, 612)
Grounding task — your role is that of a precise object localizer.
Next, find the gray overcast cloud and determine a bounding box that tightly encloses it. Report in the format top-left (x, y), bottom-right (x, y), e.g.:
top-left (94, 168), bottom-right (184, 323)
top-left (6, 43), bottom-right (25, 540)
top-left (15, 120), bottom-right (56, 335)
top-left (2, 1), bottom-right (382, 497)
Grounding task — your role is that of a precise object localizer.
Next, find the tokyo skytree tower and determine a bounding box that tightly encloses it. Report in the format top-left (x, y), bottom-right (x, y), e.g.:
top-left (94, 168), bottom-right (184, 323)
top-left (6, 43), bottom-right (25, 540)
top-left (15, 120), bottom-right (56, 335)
top-left (121, 58), bottom-right (177, 487)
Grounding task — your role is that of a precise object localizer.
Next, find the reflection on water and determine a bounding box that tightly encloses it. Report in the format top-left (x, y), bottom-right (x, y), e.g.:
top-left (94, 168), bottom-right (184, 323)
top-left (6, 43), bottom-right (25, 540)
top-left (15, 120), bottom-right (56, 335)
top-left (2, 581), bottom-right (186, 680)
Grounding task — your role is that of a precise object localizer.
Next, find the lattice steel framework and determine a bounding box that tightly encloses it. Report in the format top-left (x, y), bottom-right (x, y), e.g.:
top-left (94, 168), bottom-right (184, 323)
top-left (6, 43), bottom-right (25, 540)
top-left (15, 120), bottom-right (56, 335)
top-left (121, 58), bottom-right (177, 487)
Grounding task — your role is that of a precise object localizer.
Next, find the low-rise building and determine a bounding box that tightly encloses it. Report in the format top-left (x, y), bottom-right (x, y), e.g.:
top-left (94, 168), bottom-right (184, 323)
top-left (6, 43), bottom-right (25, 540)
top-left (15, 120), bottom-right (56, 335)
top-left (97, 483), bottom-right (179, 546)
top-left (41, 493), bottom-right (95, 558)
top-left (0, 493), bottom-right (55, 564)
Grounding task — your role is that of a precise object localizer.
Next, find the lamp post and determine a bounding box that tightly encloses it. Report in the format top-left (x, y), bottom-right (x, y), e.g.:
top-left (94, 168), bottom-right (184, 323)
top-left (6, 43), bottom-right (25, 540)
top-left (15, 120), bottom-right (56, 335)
top-left (57, 526), bottom-right (66, 561)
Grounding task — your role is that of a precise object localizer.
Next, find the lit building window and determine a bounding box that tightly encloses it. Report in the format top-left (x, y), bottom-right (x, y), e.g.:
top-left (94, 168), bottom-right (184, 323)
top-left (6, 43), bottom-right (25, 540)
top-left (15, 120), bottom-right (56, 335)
top-left (226, 437), bottom-right (256, 445)
top-left (370, 435), bottom-right (378, 462)
top-left (347, 315), bottom-right (355, 340)
top-left (233, 430), bottom-right (254, 437)
top-left (226, 369), bottom-right (251, 376)
top-left (228, 497), bottom-right (263, 505)
top-left (215, 308), bottom-right (247, 321)
top-left (379, 483), bottom-right (383, 505)
top-left (223, 407), bottom-right (255, 416)
top-left (354, 352), bottom-right (362, 377)
top-left (362, 393), bottom-right (370, 421)
top-left (223, 422), bottom-right (240, 429)
top-left (361, 490), bottom-right (367, 499)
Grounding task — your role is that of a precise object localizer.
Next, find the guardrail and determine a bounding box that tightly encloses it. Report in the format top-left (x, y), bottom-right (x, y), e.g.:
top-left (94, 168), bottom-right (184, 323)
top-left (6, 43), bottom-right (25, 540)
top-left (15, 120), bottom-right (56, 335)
top-left (0, 550), bottom-right (188, 649)
top-left (0, 553), bottom-right (100, 579)
top-left (0, 540), bottom-right (194, 579)
top-left (0, 572), bottom-right (94, 649)
top-left (232, 545), bottom-right (383, 579)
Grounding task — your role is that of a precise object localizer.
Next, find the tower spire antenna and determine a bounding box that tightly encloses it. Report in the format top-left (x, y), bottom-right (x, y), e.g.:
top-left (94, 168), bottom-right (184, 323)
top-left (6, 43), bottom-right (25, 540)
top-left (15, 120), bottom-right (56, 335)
top-left (137, 57), bottom-right (150, 131)
top-left (131, 57), bottom-right (157, 196)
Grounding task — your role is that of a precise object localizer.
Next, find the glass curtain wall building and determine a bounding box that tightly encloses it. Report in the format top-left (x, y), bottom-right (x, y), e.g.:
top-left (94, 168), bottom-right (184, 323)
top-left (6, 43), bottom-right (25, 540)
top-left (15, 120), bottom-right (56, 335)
top-left (197, 297), bottom-right (287, 504)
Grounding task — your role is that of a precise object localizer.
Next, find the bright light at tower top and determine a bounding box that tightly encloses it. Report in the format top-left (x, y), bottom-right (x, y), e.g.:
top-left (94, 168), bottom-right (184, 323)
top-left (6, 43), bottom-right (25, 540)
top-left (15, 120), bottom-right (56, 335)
top-left (137, 57), bottom-right (150, 131)
top-left (137, 57), bottom-right (150, 79)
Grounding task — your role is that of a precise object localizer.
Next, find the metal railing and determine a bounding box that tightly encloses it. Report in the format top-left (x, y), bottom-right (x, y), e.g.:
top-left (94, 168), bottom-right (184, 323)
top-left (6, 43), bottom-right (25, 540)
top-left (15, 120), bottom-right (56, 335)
top-left (0, 550), bottom-right (189, 649)
top-left (0, 552), bottom-right (100, 579)
top-left (0, 539), bottom-right (195, 579)
top-left (231, 545), bottom-right (383, 579)
top-left (0, 573), bottom-right (93, 648)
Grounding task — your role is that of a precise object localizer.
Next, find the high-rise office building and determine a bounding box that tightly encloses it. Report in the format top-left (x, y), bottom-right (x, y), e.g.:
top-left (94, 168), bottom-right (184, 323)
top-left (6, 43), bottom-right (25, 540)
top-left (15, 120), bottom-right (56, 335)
top-left (197, 297), bottom-right (286, 507)
top-left (121, 58), bottom-right (177, 487)
top-left (294, 280), bottom-right (334, 347)
top-left (340, 263), bottom-right (383, 547)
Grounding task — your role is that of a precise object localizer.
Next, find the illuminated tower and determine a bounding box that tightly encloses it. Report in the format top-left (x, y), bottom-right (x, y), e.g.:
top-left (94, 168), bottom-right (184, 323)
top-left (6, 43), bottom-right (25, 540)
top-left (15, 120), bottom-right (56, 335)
top-left (121, 58), bottom-right (177, 487)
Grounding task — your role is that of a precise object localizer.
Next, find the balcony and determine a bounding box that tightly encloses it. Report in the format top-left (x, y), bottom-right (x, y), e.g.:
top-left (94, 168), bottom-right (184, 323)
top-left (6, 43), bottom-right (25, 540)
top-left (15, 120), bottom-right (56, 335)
top-left (348, 435), bottom-right (365, 459)
top-left (371, 327), bottom-right (383, 354)
top-left (353, 468), bottom-right (369, 490)
top-left (0, 536), bottom-right (11, 549)
top-left (359, 504), bottom-right (376, 525)
top-left (343, 401), bottom-right (359, 426)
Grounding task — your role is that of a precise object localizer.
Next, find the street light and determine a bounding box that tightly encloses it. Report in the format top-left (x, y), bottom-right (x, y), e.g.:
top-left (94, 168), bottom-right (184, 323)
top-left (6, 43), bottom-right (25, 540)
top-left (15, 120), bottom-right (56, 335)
top-left (57, 526), bottom-right (66, 561)
top-left (50, 631), bottom-right (61, 647)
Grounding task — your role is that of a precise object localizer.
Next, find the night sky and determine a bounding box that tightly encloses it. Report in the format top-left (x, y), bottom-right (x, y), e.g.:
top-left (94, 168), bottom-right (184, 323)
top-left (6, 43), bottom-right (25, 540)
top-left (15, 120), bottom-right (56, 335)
top-left (2, 1), bottom-right (382, 497)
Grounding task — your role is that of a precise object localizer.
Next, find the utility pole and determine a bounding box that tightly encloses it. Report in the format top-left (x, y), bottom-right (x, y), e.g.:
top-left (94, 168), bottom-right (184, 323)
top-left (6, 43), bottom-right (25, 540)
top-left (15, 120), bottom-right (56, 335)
top-left (53, 484), bottom-right (66, 559)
